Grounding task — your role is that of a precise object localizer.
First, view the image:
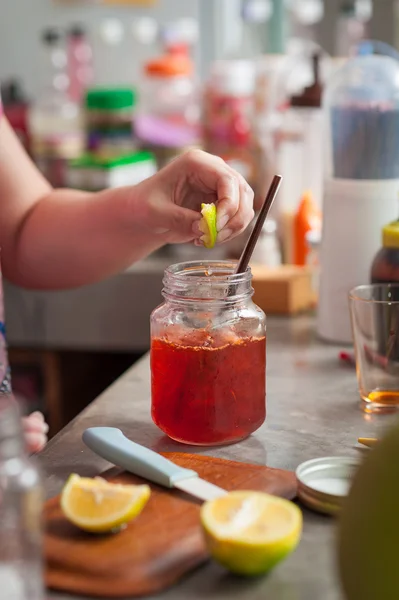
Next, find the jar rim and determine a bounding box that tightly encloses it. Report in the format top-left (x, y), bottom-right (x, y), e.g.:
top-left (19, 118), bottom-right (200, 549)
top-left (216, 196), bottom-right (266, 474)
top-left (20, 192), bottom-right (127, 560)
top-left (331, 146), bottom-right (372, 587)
top-left (164, 260), bottom-right (251, 283)
top-left (163, 261), bottom-right (253, 304)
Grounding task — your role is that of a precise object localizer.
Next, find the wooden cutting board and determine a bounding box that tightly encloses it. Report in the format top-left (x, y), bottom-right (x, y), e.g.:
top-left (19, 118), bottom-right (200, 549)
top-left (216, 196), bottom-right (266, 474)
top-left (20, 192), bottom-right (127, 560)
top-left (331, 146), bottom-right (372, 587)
top-left (45, 453), bottom-right (297, 598)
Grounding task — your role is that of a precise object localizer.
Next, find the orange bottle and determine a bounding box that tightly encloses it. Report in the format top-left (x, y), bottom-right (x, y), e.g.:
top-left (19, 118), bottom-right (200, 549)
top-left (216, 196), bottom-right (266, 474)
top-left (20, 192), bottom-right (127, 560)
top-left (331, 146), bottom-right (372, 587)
top-left (294, 191), bottom-right (321, 266)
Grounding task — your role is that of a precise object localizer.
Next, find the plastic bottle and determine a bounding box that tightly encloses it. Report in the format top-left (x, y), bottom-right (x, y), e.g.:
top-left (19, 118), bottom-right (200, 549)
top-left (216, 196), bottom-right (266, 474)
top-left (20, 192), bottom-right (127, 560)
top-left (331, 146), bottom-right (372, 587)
top-left (66, 24), bottom-right (94, 104)
top-left (278, 52), bottom-right (323, 264)
top-left (294, 191), bottom-right (321, 266)
top-left (135, 46), bottom-right (200, 169)
top-left (0, 80), bottom-right (30, 152)
top-left (371, 219), bottom-right (399, 286)
top-left (0, 397), bottom-right (44, 599)
top-left (317, 42), bottom-right (399, 344)
top-left (204, 60), bottom-right (256, 188)
top-left (336, 0), bottom-right (368, 56)
top-left (29, 28), bottom-right (84, 186)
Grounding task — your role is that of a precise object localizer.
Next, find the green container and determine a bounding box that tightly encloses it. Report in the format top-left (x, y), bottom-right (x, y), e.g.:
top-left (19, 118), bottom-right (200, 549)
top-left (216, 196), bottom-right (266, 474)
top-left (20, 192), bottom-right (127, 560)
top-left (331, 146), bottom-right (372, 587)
top-left (85, 87), bottom-right (137, 155)
top-left (86, 87), bottom-right (136, 112)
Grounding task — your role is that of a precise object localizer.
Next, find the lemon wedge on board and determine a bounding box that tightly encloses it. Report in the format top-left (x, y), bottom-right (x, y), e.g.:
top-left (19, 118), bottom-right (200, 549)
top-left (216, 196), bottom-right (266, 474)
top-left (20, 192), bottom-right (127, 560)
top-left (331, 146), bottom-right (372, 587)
top-left (199, 203), bottom-right (218, 249)
top-left (201, 491), bottom-right (302, 576)
top-left (60, 474), bottom-right (150, 533)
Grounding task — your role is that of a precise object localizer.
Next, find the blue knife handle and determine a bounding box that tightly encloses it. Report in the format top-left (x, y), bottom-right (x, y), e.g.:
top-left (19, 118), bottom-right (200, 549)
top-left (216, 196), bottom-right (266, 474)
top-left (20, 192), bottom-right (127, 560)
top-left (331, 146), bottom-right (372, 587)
top-left (82, 427), bottom-right (198, 489)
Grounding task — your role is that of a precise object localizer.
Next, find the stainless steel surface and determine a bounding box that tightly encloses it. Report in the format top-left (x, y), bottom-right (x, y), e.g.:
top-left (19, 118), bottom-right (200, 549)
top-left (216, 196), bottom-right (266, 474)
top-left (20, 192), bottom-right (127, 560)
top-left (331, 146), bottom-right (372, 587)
top-left (296, 456), bottom-right (360, 516)
top-left (174, 477), bottom-right (227, 502)
top-left (40, 315), bottom-right (397, 599)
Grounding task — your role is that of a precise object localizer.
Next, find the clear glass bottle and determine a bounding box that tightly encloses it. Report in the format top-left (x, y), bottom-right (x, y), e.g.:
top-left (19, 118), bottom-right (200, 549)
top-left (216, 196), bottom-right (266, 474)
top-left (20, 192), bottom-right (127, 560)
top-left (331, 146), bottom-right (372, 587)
top-left (0, 396), bottom-right (44, 600)
top-left (66, 24), bottom-right (94, 104)
top-left (29, 28), bottom-right (84, 186)
top-left (151, 261), bottom-right (266, 446)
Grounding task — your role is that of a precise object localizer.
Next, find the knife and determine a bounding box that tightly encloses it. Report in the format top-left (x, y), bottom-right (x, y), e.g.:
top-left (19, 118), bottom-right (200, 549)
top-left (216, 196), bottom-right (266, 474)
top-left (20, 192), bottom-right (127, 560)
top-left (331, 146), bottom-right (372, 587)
top-left (82, 427), bottom-right (227, 502)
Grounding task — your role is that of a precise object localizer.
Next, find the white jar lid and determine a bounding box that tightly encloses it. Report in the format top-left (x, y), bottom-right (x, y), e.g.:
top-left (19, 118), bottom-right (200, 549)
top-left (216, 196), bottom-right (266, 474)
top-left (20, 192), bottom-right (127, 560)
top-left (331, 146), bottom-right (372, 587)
top-left (296, 456), bottom-right (359, 516)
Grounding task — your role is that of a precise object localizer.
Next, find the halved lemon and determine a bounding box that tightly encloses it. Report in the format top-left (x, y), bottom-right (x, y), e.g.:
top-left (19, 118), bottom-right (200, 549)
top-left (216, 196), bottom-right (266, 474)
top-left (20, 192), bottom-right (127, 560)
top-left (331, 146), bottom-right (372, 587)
top-left (60, 474), bottom-right (151, 533)
top-left (199, 203), bottom-right (218, 249)
top-left (201, 491), bottom-right (302, 576)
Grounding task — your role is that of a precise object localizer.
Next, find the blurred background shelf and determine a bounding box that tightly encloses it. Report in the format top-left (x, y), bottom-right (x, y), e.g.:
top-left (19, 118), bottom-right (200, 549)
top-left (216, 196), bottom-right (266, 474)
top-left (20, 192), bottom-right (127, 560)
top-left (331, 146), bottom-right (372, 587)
top-left (2, 0), bottom-right (399, 433)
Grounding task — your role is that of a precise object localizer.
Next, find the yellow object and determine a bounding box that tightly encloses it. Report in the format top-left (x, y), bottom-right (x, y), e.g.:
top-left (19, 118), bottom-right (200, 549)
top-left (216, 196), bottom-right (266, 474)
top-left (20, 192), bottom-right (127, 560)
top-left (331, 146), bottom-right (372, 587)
top-left (200, 491), bottom-right (302, 576)
top-left (382, 220), bottom-right (399, 249)
top-left (200, 203), bottom-right (218, 249)
top-left (358, 437), bottom-right (379, 448)
top-left (339, 421), bottom-right (399, 599)
top-left (60, 474), bottom-right (151, 533)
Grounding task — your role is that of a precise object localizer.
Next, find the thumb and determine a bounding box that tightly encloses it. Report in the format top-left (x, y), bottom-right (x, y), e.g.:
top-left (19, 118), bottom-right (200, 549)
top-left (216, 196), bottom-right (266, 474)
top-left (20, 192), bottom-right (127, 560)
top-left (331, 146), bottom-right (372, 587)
top-left (157, 203), bottom-right (201, 244)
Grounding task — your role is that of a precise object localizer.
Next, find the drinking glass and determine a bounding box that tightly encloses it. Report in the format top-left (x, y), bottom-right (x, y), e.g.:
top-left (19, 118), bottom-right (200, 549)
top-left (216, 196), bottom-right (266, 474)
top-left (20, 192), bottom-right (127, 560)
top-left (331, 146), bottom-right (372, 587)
top-left (349, 284), bottom-right (399, 413)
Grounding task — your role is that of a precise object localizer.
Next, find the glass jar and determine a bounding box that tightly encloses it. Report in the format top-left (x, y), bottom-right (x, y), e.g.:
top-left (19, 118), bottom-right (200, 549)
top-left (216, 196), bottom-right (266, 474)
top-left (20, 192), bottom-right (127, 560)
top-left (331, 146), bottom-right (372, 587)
top-left (29, 28), bottom-right (84, 187)
top-left (150, 261), bottom-right (266, 446)
top-left (0, 396), bottom-right (44, 599)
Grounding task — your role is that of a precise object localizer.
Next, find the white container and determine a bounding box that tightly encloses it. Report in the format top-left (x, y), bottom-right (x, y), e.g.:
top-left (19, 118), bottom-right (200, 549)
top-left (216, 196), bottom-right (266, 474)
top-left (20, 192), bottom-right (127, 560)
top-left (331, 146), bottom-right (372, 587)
top-left (66, 152), bottom-right (157, 191)
top-left (135, 51), bottom-right (200, 168)
top-left (251, 219), bottom-right (282, 267)
top-left (318, 46), bottom-right (399, 344)
top-left (317, 178), bottom-right (399, 344)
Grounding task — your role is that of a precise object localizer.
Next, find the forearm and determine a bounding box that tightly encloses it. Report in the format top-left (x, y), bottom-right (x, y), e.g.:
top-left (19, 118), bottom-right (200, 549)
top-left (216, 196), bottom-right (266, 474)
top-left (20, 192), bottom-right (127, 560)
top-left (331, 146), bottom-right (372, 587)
top-left (0, 119), bottom-right (249, 290)
top-left (0, 118), bottom-right (166, 289)
top-left (3, 185), bottom-right (164, 289)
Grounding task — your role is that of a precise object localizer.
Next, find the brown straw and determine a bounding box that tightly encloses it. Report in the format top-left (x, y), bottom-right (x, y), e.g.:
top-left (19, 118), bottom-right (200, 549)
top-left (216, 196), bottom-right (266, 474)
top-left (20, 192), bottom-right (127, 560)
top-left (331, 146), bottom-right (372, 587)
top-left (235, 174), bottom-right (283, 275)
top-left (225, 174), bottom-right (282, 300)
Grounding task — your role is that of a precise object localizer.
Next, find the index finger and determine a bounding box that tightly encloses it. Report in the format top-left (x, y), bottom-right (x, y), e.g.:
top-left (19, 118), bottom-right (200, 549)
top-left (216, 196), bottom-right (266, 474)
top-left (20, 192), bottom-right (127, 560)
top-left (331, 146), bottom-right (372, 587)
top-left (216, 173), bottom-right (240, 232)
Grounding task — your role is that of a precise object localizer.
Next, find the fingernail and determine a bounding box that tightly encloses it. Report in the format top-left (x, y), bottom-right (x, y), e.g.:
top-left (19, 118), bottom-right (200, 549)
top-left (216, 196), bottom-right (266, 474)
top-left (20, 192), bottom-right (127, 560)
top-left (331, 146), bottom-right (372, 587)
top-left (217, 228), bottom-right (233, 244)
top-left (217, 214), bottom-right (230, 232)
top-left (31, 411), bottom-right (44, 421)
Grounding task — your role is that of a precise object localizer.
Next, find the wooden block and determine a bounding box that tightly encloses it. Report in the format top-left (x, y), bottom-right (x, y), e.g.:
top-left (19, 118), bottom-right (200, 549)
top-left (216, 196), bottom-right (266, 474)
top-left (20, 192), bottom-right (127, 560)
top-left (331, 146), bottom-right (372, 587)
top-left (251, 264), bottom-right (314, 315)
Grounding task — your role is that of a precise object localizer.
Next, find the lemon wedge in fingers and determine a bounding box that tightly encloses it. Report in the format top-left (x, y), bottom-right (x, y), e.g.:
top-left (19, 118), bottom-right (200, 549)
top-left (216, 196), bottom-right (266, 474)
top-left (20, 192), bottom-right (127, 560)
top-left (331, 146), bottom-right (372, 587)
top-left (200, 203), bottom-right (218, 249)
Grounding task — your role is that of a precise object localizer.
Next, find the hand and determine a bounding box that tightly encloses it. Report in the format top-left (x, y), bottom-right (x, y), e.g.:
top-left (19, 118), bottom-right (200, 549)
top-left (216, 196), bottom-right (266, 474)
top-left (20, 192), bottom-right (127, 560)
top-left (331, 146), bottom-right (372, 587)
top-left (136, 150), bottom-right (255, 245)
top-left (22, 411), bottom-right (49, 453)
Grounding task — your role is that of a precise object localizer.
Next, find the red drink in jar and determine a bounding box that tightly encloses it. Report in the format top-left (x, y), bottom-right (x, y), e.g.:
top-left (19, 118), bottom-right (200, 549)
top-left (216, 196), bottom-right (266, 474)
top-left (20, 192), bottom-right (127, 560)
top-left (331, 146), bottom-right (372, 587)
top-left (151, 261), bottom-right (266, 446)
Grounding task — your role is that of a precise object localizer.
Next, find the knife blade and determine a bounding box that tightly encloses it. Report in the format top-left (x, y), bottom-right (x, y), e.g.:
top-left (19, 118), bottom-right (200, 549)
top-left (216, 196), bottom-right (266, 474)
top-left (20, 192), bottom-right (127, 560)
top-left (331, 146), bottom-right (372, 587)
top-left (82, 427), bottom-right (227, 502)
